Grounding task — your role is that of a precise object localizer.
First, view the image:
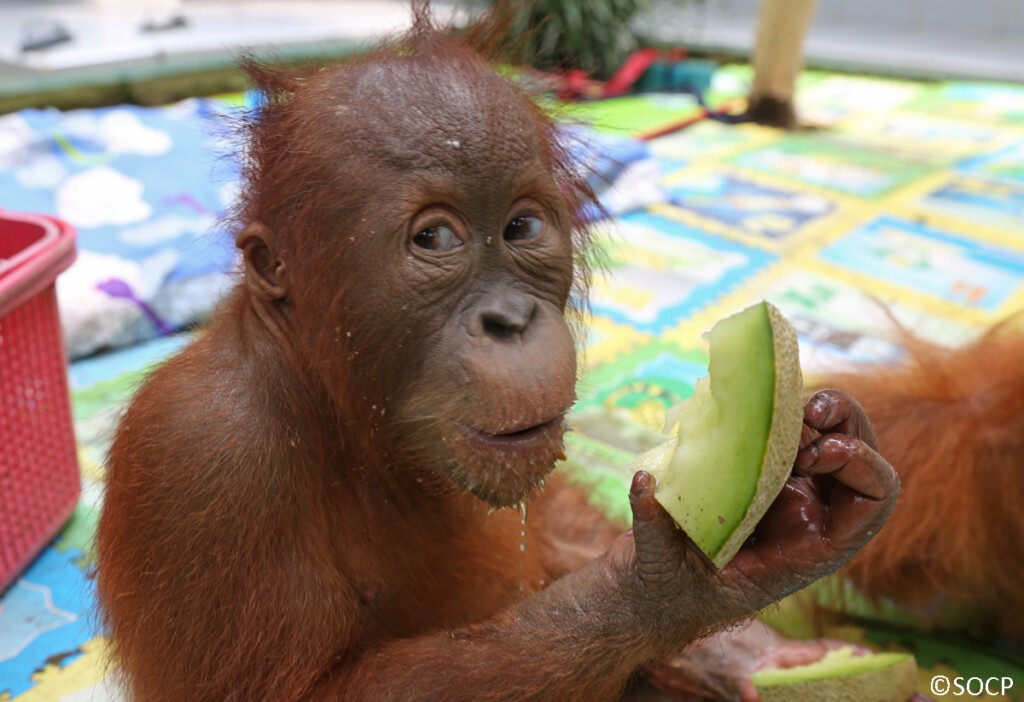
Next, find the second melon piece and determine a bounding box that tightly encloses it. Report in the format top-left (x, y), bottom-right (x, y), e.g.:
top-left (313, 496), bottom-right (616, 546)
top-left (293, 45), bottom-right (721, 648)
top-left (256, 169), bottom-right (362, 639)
top-left (751, 646), bottom-right (918, 702)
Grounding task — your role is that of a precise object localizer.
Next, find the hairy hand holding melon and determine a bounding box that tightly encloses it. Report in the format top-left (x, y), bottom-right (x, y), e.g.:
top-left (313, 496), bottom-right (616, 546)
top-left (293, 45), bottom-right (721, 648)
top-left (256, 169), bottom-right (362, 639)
top-left (631, 300), bottom-right (804, 569)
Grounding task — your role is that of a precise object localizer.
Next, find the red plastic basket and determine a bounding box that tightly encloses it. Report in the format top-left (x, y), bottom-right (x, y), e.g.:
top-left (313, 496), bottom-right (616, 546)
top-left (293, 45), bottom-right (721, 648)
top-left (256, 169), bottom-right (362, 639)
top-left (0, 209), bottom-right (79, 592)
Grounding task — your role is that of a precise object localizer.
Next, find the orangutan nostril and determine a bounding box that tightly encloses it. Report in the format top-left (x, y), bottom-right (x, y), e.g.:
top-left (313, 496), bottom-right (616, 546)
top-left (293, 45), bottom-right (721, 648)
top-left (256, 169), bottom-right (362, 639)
top-left (476, 290), bottom-right (536, 339)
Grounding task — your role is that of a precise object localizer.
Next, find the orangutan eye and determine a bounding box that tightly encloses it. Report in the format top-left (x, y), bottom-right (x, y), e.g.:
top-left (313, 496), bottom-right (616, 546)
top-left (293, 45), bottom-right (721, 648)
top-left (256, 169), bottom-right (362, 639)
top-left (413, 225), bottom-right (462, 252)
top-left (504, 215), bottom-right (543, 242)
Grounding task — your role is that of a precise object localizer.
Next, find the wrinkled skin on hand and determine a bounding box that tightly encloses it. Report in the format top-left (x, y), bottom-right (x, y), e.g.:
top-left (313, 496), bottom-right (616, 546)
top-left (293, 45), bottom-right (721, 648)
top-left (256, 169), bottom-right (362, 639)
top-left (606, 389), bottom-right (905, 697)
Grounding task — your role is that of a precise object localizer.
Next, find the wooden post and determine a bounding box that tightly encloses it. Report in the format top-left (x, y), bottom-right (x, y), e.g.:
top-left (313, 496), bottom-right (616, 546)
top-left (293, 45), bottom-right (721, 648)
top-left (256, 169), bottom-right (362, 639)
top-left (747, 0), bottom-right (819, 128)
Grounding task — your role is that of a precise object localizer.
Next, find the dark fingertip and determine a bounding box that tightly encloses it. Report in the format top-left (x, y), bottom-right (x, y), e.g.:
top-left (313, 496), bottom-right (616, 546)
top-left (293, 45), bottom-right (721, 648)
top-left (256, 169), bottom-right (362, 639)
top-left (795, 444), bottom-right (817, 470)
top-left (805, 391), bottom-right (833, 424)
top-left (630, 470), bottom-right (654, 499)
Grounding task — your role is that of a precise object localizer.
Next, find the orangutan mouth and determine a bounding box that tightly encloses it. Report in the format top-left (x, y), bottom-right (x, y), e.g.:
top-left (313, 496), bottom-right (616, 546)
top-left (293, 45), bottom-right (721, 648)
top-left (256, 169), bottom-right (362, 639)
top-left (457, 415), bottom-right (566, 451)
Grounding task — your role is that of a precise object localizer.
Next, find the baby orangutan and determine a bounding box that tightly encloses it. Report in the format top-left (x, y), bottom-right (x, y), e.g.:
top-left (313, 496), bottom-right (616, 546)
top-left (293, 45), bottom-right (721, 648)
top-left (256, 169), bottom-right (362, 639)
top-left (96, 11), bottom-right (902, 702)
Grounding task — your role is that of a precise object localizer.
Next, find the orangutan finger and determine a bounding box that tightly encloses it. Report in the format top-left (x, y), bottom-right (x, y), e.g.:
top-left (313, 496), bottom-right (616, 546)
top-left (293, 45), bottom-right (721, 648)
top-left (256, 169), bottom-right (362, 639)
top-left (825, 483), bottom-right (899, 550)
top-left (795, 435), bottom-right (895, 502)
top-left (804, 389), bottom-right (879, 450)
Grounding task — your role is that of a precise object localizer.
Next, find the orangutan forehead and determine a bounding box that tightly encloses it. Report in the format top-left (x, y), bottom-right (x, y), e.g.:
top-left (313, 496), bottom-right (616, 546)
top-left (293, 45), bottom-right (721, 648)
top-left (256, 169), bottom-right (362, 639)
top-left (317, 56), bottom-right (547, 175)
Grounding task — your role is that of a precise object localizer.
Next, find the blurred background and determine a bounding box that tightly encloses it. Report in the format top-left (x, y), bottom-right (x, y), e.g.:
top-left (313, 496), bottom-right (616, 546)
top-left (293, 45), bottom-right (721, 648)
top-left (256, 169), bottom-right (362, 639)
top-left (0, 0), bottom-right (1021, 111)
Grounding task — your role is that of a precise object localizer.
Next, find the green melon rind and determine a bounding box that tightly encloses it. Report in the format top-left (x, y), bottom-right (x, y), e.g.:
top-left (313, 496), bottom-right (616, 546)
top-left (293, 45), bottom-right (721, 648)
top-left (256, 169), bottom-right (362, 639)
top-left (752, 648), bottom-right (918, 702)
top-left (630, 301), bottom-right (804, 569)
top-left (711, 302), bottom-right (804, 568)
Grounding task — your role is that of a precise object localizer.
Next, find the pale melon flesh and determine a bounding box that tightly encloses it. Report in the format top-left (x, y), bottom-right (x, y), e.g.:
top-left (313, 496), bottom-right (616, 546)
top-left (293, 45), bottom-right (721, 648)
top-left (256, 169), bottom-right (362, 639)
top-left (751, 646), bottom-right (918, 702)
top-left (631, 301), bottom-right (804, 568)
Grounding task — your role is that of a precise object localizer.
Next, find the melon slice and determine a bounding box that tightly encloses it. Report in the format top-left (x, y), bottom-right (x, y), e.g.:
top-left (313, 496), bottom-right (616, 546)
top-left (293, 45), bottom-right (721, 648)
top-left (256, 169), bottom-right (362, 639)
top-left (631, 301), bottom-right (804, 568)
top-left (751, 646), bottom-right (918, 702)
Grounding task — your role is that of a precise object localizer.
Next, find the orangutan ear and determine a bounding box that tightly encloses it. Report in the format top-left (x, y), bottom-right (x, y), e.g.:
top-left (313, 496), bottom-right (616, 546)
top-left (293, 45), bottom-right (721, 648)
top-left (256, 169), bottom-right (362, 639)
top-left (238, 221), bottom-right (288, 300)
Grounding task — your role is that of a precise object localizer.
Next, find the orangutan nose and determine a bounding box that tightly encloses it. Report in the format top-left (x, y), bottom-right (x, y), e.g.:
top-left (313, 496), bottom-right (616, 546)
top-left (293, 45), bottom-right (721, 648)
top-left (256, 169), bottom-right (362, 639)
top-left (473, 288), bottom-right (537, 340)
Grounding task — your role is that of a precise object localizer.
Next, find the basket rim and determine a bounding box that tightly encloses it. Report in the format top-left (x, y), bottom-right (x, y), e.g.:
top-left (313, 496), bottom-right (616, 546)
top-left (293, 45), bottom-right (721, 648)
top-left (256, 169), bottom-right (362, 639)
top-left (0, 209), bottom-right (77, 318)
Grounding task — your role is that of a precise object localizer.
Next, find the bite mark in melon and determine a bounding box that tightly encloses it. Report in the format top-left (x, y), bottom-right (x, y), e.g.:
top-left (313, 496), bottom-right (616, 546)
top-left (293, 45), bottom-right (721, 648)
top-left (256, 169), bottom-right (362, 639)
top-left (631, 301), bottom-right (804, 568)
top-left (751, 646), bottom-right (918, 702)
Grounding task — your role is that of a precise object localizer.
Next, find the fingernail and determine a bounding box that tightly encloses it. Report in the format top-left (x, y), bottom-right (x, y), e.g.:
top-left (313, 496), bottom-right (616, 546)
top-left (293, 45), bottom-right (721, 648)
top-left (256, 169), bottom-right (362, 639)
top-left (807, 393), bottom-right (831, 422)
top-left (795, 444), bottom-right (817, 470)
top-left (631, 471), bottom-right (652, 498)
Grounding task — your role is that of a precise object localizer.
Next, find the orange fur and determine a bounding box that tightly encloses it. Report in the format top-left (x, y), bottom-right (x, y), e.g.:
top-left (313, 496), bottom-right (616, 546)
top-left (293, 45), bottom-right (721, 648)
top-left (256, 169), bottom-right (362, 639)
top-left (822, 320), bottom-right (1024, 641)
